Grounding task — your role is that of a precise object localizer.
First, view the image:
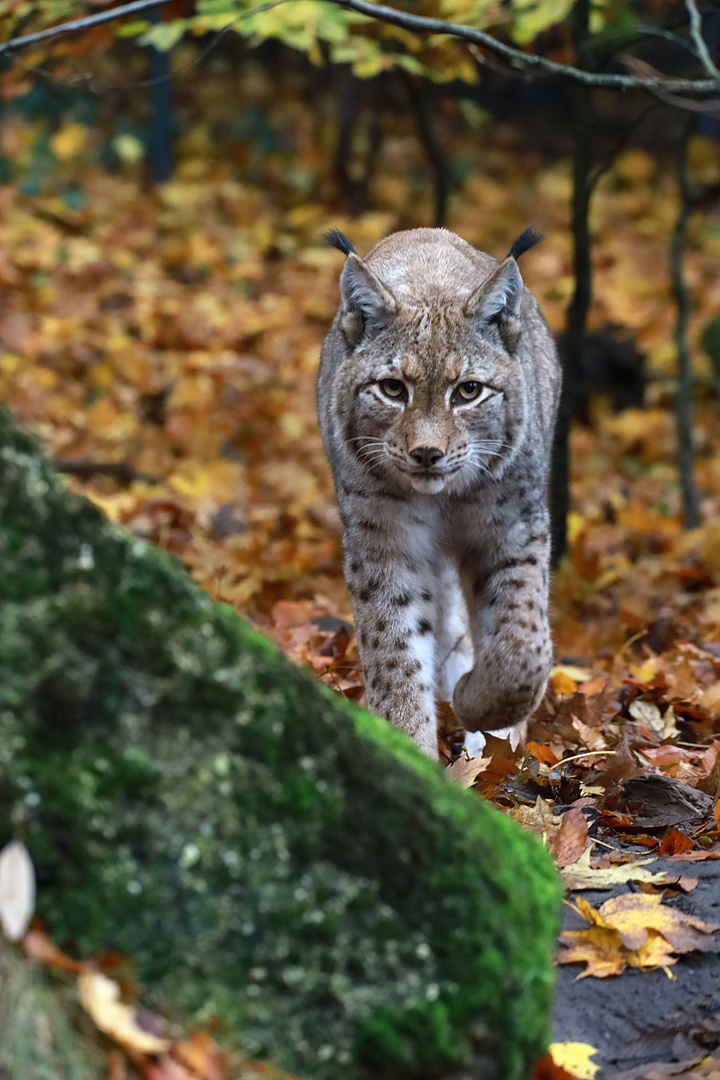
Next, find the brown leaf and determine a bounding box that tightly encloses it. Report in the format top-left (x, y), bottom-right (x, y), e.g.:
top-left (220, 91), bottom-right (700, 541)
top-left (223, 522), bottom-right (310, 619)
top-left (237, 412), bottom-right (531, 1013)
top-left (532, 1051), bottom-right (579, 1080)
top-left (559, 892), bottom-right (720, 978)
top-left (23, 928), bottom-right (84, 973)
top-left (446, 754), bottom-right (491, 788)
top-left (551, 807), bottom-right (590, 868)
top-left (595, 737), bottom-right (641, 788)
top-left (173, 1034), bottom-right (227, 1080)
top-left (507, 797), bottom-right (559, 840)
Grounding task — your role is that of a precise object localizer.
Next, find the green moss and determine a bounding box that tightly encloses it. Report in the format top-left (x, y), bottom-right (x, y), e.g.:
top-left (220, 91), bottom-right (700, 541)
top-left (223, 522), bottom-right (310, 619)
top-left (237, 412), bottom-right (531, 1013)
top-left (0, 405), bottom-right (561, 1080)
top-left (0, 943), bottom-right (104, 1080)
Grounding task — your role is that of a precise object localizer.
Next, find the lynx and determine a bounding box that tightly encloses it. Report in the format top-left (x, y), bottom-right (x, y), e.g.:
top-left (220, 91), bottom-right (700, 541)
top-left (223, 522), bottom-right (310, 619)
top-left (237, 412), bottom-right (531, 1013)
top-left (318, 227), bottom-right (561, 759)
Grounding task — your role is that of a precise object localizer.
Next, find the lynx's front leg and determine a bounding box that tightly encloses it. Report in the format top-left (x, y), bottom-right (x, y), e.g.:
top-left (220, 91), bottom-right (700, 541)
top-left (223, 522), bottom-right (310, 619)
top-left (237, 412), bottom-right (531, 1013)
top-left (341, 496), bottom-right (441, 758)
top-left (453, 513), bottom-right (553, 733)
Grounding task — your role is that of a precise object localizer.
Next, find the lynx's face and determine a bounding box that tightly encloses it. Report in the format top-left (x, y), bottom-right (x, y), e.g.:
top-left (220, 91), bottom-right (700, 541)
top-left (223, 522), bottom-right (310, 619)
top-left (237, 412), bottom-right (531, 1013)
top-left (345, 313), bottom-right (524, 494)
top-left (332, 246), bottom-right (529, 495)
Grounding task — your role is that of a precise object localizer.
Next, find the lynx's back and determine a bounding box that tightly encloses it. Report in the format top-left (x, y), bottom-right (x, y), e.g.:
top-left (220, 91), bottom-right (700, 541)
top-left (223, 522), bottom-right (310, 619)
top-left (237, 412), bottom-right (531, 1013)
top-left (318, 228), bottom-right (560, 758)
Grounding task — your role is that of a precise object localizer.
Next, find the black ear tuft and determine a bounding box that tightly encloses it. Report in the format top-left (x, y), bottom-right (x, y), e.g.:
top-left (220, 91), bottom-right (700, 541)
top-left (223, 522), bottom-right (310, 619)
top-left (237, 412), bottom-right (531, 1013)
top-left (324, 229), bottom-right (357, 256)
top-left (507, 226), bottom-right (543, 261)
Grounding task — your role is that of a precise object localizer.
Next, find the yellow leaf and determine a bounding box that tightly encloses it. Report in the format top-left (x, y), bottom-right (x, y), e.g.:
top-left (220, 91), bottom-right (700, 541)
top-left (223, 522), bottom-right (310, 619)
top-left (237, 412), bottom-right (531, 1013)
top-left (597, 891), bottom-right (719, 952)
top-left (50, 123), bottom-right (87, 161)
top-left (629, 656), bottom-right (660, 683)
top-left (614, 149), bottom-right (656, 183)
top-left (112, 134), bottom-right (145, 164)
top-left (560, 848), bottom-right (688, 893)
top-left (549, 1043), bottom-right (600, 1079)
top-left (627, 928), bottom-right (678, 978)
top-left (558, 924), bottom-right (628, 978)
top-left (567, 510), bottom-right (585, 544)
top-left (559, 892), bottom-right (720, 979)
top-left (79, 972), bottom-right (171, 1053)
top-left (550, 665), bottom-right (592, 696)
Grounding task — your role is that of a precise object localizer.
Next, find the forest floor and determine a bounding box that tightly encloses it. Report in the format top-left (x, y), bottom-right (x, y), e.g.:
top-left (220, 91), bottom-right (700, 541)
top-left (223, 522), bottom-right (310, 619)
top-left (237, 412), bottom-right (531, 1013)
top-left (0, 56), bottom-right (719, 1080)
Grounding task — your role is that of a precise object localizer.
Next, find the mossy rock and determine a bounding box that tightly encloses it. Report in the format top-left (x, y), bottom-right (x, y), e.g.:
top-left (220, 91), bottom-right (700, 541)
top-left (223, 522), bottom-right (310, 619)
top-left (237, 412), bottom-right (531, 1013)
top-left (0, 405), bottom-right (561, 1080)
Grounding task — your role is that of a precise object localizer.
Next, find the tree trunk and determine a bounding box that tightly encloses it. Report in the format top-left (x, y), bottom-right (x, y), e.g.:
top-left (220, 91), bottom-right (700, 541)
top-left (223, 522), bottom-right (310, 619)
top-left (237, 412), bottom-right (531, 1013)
top-left (551, 0), bottom-right (594, 563)
top-left (670, 116), bottom-right (702, 529)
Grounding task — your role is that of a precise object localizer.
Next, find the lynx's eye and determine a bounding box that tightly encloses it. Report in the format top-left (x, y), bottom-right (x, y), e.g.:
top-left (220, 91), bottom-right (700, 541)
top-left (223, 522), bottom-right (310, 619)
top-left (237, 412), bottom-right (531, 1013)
top-left (453, 381), bottom-right (483, 404)
top-left (379, 378), bottom-right (408, 402)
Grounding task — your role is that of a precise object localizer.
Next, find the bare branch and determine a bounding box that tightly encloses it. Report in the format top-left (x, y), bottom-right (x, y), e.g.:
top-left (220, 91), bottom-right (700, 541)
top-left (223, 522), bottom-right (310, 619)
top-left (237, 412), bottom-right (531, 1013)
top-left (0, 0), bottom-right (287, 56)
top-left (0, 0), bottom-right (172, 53)
top-left (621, 53), bottom-right (720, 110)
top-left (1, 0), bottom-right (720, 98)
top-left (329, 0), bottom-right (720, 95)
top-left (684, 0), bottom-right (720, 78)
top-left (670, 117), bottom-right (703, 529)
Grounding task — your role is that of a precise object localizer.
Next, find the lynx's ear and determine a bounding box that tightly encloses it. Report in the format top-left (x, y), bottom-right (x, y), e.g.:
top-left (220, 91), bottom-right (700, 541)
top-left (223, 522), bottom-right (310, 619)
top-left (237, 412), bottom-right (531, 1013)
top-left (465, 257), bottom-right (523, 349)
top-left (339, 254), bottom-right (397, 347)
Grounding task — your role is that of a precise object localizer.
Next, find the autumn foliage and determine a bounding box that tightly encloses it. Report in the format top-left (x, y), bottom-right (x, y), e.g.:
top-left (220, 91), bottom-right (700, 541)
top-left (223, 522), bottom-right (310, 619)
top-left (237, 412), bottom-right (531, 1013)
top-left (0, 44), bottom-right (718, 1080)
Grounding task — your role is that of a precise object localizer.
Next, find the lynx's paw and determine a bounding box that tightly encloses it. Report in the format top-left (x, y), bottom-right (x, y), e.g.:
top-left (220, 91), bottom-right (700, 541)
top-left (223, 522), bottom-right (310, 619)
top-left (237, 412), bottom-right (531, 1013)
top-left (452, 667), bottom-right (547, 733)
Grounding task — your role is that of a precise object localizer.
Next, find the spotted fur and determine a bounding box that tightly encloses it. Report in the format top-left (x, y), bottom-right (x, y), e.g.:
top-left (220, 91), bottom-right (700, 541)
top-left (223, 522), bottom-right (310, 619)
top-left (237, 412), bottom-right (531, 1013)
top-left (318, 228), bottom-right (561, 759)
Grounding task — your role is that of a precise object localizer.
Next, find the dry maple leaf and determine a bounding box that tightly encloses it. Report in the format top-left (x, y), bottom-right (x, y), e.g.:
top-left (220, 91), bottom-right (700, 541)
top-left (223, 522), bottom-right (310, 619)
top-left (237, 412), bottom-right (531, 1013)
top-left (446, 754), bottom-right (492, 788)
top-left (559, 892), bottom-right (720, 979)
top-left (560, 848), bottom-right (697, 893)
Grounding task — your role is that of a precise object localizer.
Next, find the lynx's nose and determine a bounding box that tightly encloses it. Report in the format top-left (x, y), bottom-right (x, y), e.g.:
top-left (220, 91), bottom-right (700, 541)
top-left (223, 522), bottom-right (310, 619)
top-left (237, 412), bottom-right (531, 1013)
top-left (409, 446), bottom-right (444, 468)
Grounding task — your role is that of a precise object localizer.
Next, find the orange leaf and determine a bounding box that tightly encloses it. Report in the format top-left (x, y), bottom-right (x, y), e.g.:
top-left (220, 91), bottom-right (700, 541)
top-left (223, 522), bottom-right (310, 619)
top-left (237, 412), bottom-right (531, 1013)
top-left (527, 741), bottom-right (560, 766)
top-left (173, 1034), bottom-right (227, 1080)
top-left (658, 830), bottom-right (696, 856)
top-left (532, 1051), bottom-right (579, 1080)
top-left (23, 928), bottom-right (83, 973)
top-left (578, 676), bottom-right (608, 698)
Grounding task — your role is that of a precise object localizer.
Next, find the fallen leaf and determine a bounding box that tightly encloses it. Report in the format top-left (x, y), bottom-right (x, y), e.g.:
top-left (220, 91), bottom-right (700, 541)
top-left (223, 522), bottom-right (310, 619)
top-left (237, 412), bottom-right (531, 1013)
top-left (597, 891), bottom-right (720, 952)
top-left (0, 840), bottom-right (35, 941)
top-left (79, 971), bottom-right (171, 1053)
top-left (532, 1051), bottom-right (579, 1079)
top-left (551, 666), bottom-right (594, 696)
top-left (560, 848), bottom-right (695, 892)
top-left (549, 1042), bottom-right (601, 1079)
top-left (578, 676), bottom-right (609, 698)
top-left (551, 807), bottom-right (590, 868)
top-left (659, 830), bottom-right (696, 856)
top-left (558, 892), bottom-right (720, 978)
top-left (628, 699), bottom-right (678, 739)
top-left (507, 796), bottom-right (560, 840)
top-left (667, 849), bottom-right (720, 861)
top-left (527, 741), bottom-right (560, 766)
top-left (22, 928), bottom-right (84, 973)
top-left (559, 922), bottom-right (631, 978)
top-left (173, 1034), bottom-right (227, 1080)
top-left (446, 754), bottom-right (491, 788)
